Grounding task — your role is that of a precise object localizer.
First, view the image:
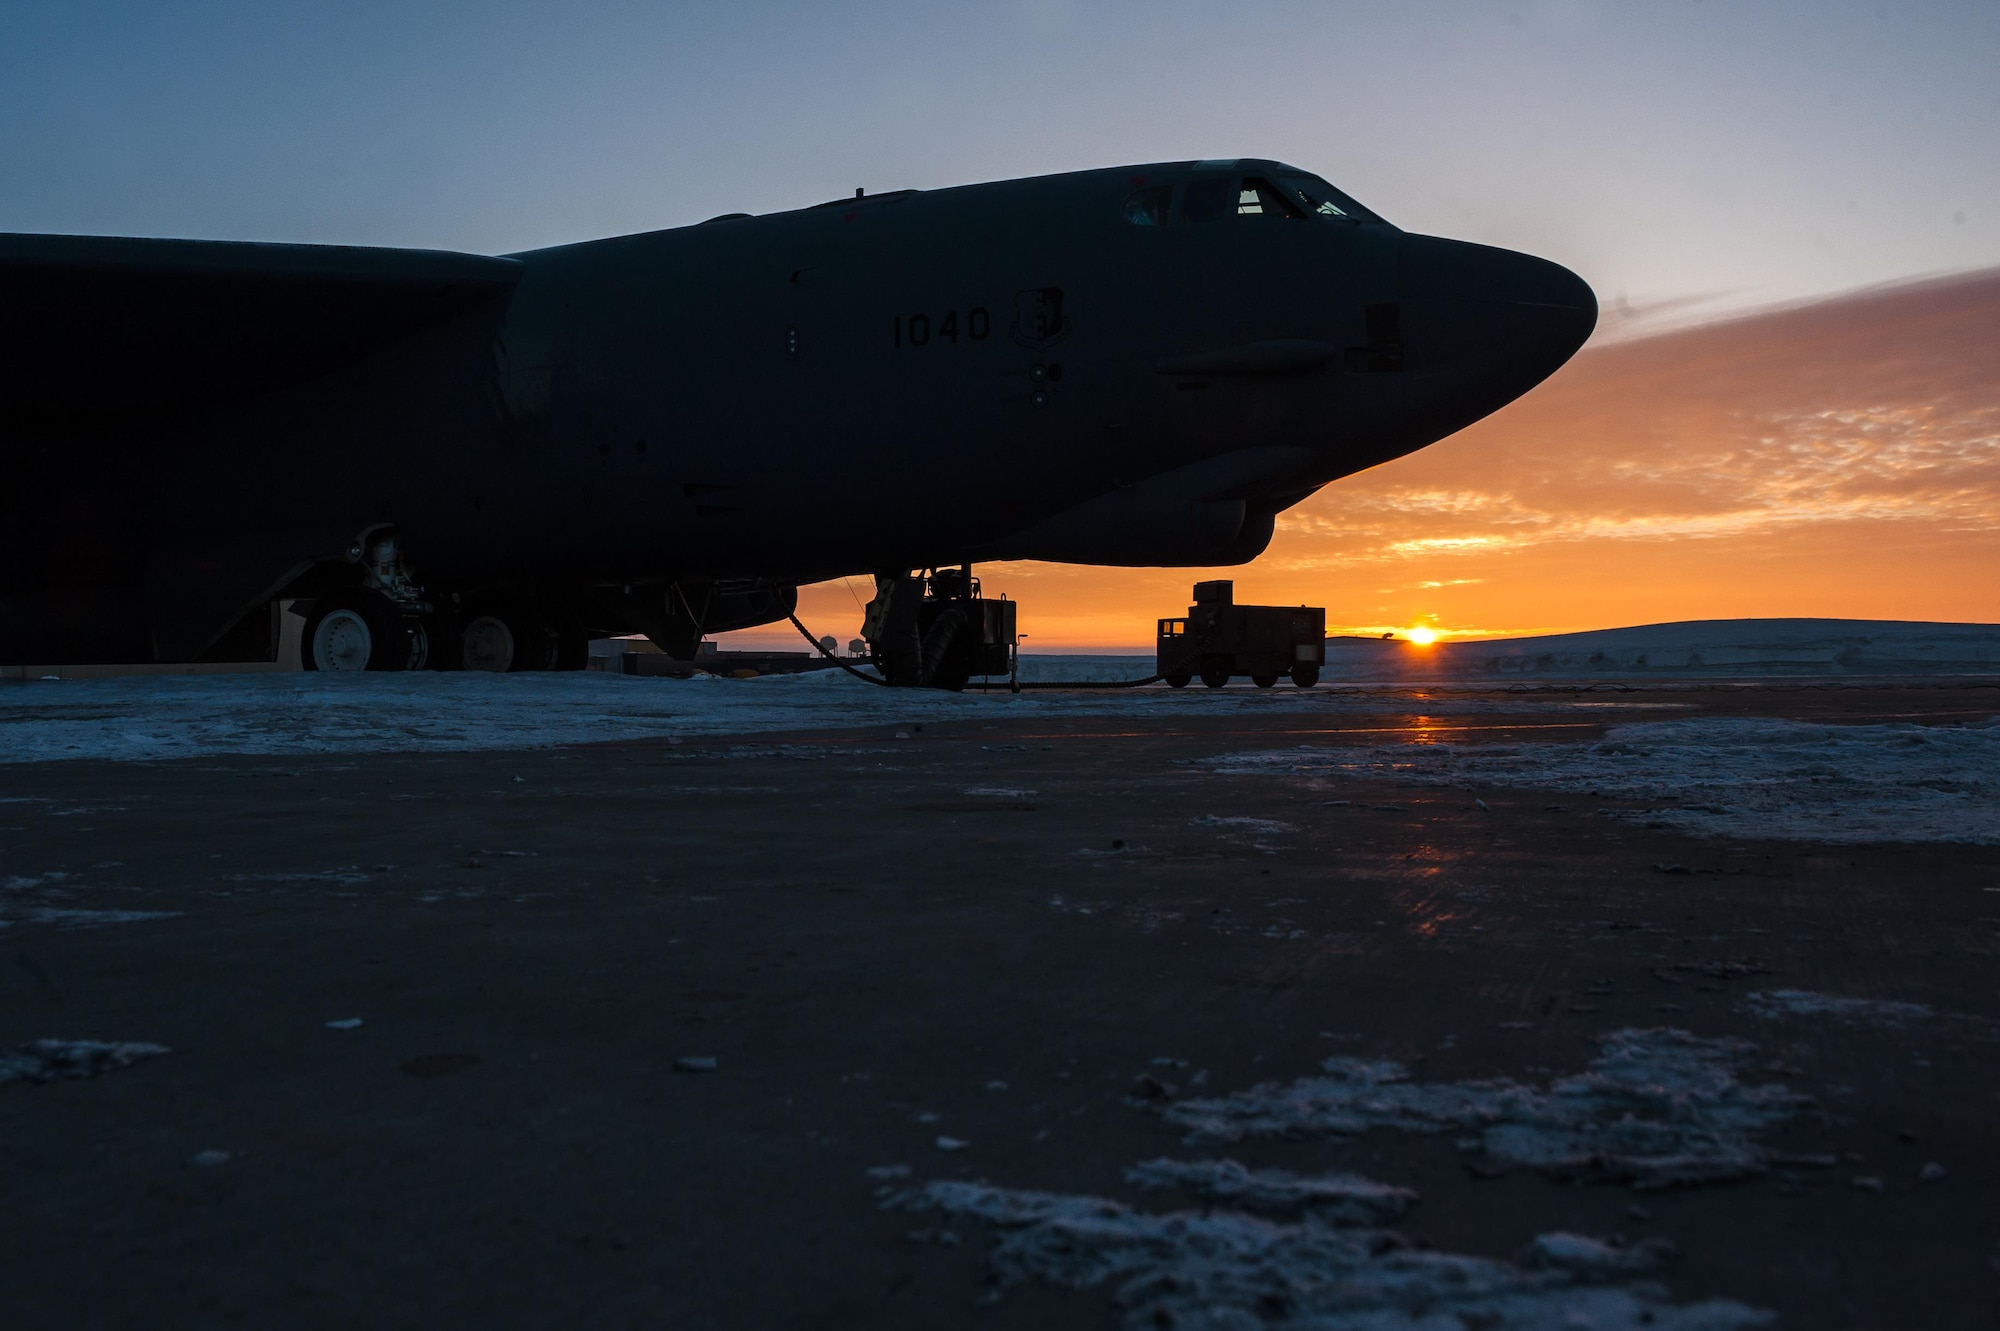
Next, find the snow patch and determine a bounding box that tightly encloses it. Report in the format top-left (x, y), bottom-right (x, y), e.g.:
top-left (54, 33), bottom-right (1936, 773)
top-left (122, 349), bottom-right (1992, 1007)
top-left (1744, 989), bottom-right (1934, 1027)
top-left (1125, 1157), bottom-right (1416, 1222)
top-left (1213, 716), bottom-right (2000, 843)
top-left (1744, 988), bottom-right (1996, 1037)
top-left (1165, 1028), bottom-right (1808, 1189)
top-left (1, 907), bottom-right (179, 928)
top-left (887, 1178), bottom-right (1769, 1329)
top-left (0, 1039), bottom-right (169, 1084)
top-left (1189, 814), bottom-right (1294, 834)
top-left (1517, 1231), bottom-right (1678, 1276)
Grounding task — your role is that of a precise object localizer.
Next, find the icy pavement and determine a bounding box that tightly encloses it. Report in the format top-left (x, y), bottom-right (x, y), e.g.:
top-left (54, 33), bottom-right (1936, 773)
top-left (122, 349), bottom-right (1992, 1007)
top-left (0, 665), bottom-right (1578, 764)
top-left (1212, 715), bottom-right (2000, 843)
top-left (1164, 1028), bottom-right (1809, 1189)
top-left (886, 1175), bottom-right (1768, 1329)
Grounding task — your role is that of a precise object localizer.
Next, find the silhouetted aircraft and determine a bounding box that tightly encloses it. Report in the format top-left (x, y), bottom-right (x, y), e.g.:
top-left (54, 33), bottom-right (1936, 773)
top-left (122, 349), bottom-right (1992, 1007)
top-left (0, 159), bottom-right (1592, 682)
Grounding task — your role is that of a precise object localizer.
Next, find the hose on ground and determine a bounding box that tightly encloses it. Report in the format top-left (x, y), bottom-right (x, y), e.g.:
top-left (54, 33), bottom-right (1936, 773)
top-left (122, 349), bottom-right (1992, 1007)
top-left (1006, 671), bottom-right (1162, 690)
top-left (788, 613), bottom-right (891, 686)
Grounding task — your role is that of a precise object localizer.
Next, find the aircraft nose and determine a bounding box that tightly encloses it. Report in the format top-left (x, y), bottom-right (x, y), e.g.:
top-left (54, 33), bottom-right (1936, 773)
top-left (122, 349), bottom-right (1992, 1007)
top-left (1397, 233), bottom-right (1597, 378)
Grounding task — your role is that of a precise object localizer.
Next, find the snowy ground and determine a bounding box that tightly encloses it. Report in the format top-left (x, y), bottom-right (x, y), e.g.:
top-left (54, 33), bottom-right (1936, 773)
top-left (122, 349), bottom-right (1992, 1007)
top-left (5, 670), bottom-right (1994, 847)
top-left (1213, 715), bottom-right (2000, 844)
top-left (0, 661), bottom-right (1517, 765)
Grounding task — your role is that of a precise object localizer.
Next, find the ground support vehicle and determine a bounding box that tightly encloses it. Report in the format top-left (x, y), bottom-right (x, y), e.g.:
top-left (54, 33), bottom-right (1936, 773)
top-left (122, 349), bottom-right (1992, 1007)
top-left (1157, 580), bottom-right (1324, 688)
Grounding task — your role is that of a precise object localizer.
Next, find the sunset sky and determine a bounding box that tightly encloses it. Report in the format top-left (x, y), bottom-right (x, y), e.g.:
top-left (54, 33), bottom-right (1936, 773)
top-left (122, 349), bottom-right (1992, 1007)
top-left (6, 3), bottom-right (1995, 648)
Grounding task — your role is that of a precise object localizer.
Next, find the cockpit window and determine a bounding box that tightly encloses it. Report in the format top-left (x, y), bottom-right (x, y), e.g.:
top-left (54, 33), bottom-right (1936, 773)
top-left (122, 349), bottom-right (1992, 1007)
top-left (1124, 168), bottom-right (1387, 226)
top-left (1275, 174), bottom-right (1383, 224)
top-left (1180, 177), bottom-right (1236, 224)
top-left (1237, 177), bottom-right (1305, 219)
top-left (1123, 185), bottom-right (1173, 226)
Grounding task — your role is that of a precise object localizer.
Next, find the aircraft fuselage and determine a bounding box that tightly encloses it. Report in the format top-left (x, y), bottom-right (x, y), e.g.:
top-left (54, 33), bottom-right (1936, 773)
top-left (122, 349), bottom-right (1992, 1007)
top-left (0, 159), bottom-right (1595, 666)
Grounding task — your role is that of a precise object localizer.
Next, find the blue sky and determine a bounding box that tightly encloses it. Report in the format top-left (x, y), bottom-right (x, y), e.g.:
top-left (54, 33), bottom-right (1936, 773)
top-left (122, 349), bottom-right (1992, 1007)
top-left (5, 1), bottom-right (1996, 325)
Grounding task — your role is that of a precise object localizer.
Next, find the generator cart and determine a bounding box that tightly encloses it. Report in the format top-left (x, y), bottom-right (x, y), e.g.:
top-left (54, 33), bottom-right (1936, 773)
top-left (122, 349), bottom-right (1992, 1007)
top-left (1156, 580), bottom-right (1324, 688)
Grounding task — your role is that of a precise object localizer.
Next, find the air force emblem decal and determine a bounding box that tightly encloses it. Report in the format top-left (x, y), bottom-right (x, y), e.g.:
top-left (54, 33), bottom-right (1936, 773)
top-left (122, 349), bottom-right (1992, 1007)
top-left (1010, 286), bottom-right (1070, 350)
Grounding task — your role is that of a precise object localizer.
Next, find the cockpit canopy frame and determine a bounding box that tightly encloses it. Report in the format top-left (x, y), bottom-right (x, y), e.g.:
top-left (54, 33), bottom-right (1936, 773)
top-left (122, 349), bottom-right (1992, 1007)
top-left (1122, 161), bottom-right (1388, 229)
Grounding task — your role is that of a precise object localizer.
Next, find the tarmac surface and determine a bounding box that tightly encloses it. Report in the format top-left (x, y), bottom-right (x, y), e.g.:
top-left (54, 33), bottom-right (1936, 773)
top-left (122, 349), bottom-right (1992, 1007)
top-left (2, 681), bottom-right (1998, 1328)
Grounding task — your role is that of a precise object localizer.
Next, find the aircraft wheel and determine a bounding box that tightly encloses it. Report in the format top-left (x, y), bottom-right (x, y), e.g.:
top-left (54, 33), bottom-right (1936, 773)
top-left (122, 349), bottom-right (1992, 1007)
top-left (1251, 673), bottom-right (1279, 689)
top-left (518, 619), bottom-right (560, 670)
top-left (463, 614), bottom-right (522, 672)
top-left (302, 592), bottom-right (416, 672)
top-left (1290, 664), bottom-right (1321, 688)
top-left (1164, 672), bottom-right (1192, 689)
top-left (404, 619), bottom-right (431, 671)
top-left (464, 610), bottom-right (560, 672)
top-left (1199, 659), bottom-right (1231, 689)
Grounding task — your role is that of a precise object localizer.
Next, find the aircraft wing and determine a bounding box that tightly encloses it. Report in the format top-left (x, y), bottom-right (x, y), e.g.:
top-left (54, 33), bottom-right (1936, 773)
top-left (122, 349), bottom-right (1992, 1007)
top-left (0, 233), bottom-right (521, 421)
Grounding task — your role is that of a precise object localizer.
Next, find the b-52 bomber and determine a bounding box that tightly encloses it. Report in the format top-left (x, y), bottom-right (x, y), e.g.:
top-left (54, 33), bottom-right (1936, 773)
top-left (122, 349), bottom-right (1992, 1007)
top-left (0, 159), bottom-right (1593, 686)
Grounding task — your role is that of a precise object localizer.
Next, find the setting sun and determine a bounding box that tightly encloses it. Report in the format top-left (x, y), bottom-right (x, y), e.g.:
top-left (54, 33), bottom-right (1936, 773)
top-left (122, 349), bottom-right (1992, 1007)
top-left (1406, 627), bottom-right (1438, 646)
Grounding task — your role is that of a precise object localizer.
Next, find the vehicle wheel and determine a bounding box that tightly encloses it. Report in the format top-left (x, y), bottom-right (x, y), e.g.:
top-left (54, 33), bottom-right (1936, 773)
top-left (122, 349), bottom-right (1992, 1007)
top-left (1164, 672), bottom-right (1192, 689)
top-left (930, 660), bottom-right (973, 693)
top-left (1251, 673), bottom-right (1279, 689)
top-left (1290, 664), bottom-right (1320, 688)
top-left (916, 605), bottom-right (970, 690)
top-left (1199, 659), bottom-right (1231, 689)
top-left (302, 592), bottom-right (414, 671)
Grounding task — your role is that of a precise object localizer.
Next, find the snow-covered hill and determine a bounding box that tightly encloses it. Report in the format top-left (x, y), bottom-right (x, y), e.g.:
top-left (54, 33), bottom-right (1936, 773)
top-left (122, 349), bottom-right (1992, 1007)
top-left (1327, 619), bottom-right (2000, 680)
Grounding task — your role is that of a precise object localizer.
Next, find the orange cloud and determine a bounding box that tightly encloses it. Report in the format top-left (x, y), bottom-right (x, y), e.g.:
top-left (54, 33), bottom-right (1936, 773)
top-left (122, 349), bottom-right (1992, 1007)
top-left (749, 269), bottom-right (2000, 651)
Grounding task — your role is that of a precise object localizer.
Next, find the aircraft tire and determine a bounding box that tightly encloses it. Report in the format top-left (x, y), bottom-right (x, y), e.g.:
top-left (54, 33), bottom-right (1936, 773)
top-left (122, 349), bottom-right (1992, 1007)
top-left (1164, 673), bottom-right (1192, 689)
top-left (462, 608), bottom-right (561, 672)
top-left (1199, 659), bottom-right (1231, 689)
top-left (462, 614), bottom-right (518, 672)
top-left (1251, 673), bottom-right (1279, 689)
top-left (301, 591), bottom-right (414, 672)
top-left (1290, 664), bottom-right (1320, 688)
